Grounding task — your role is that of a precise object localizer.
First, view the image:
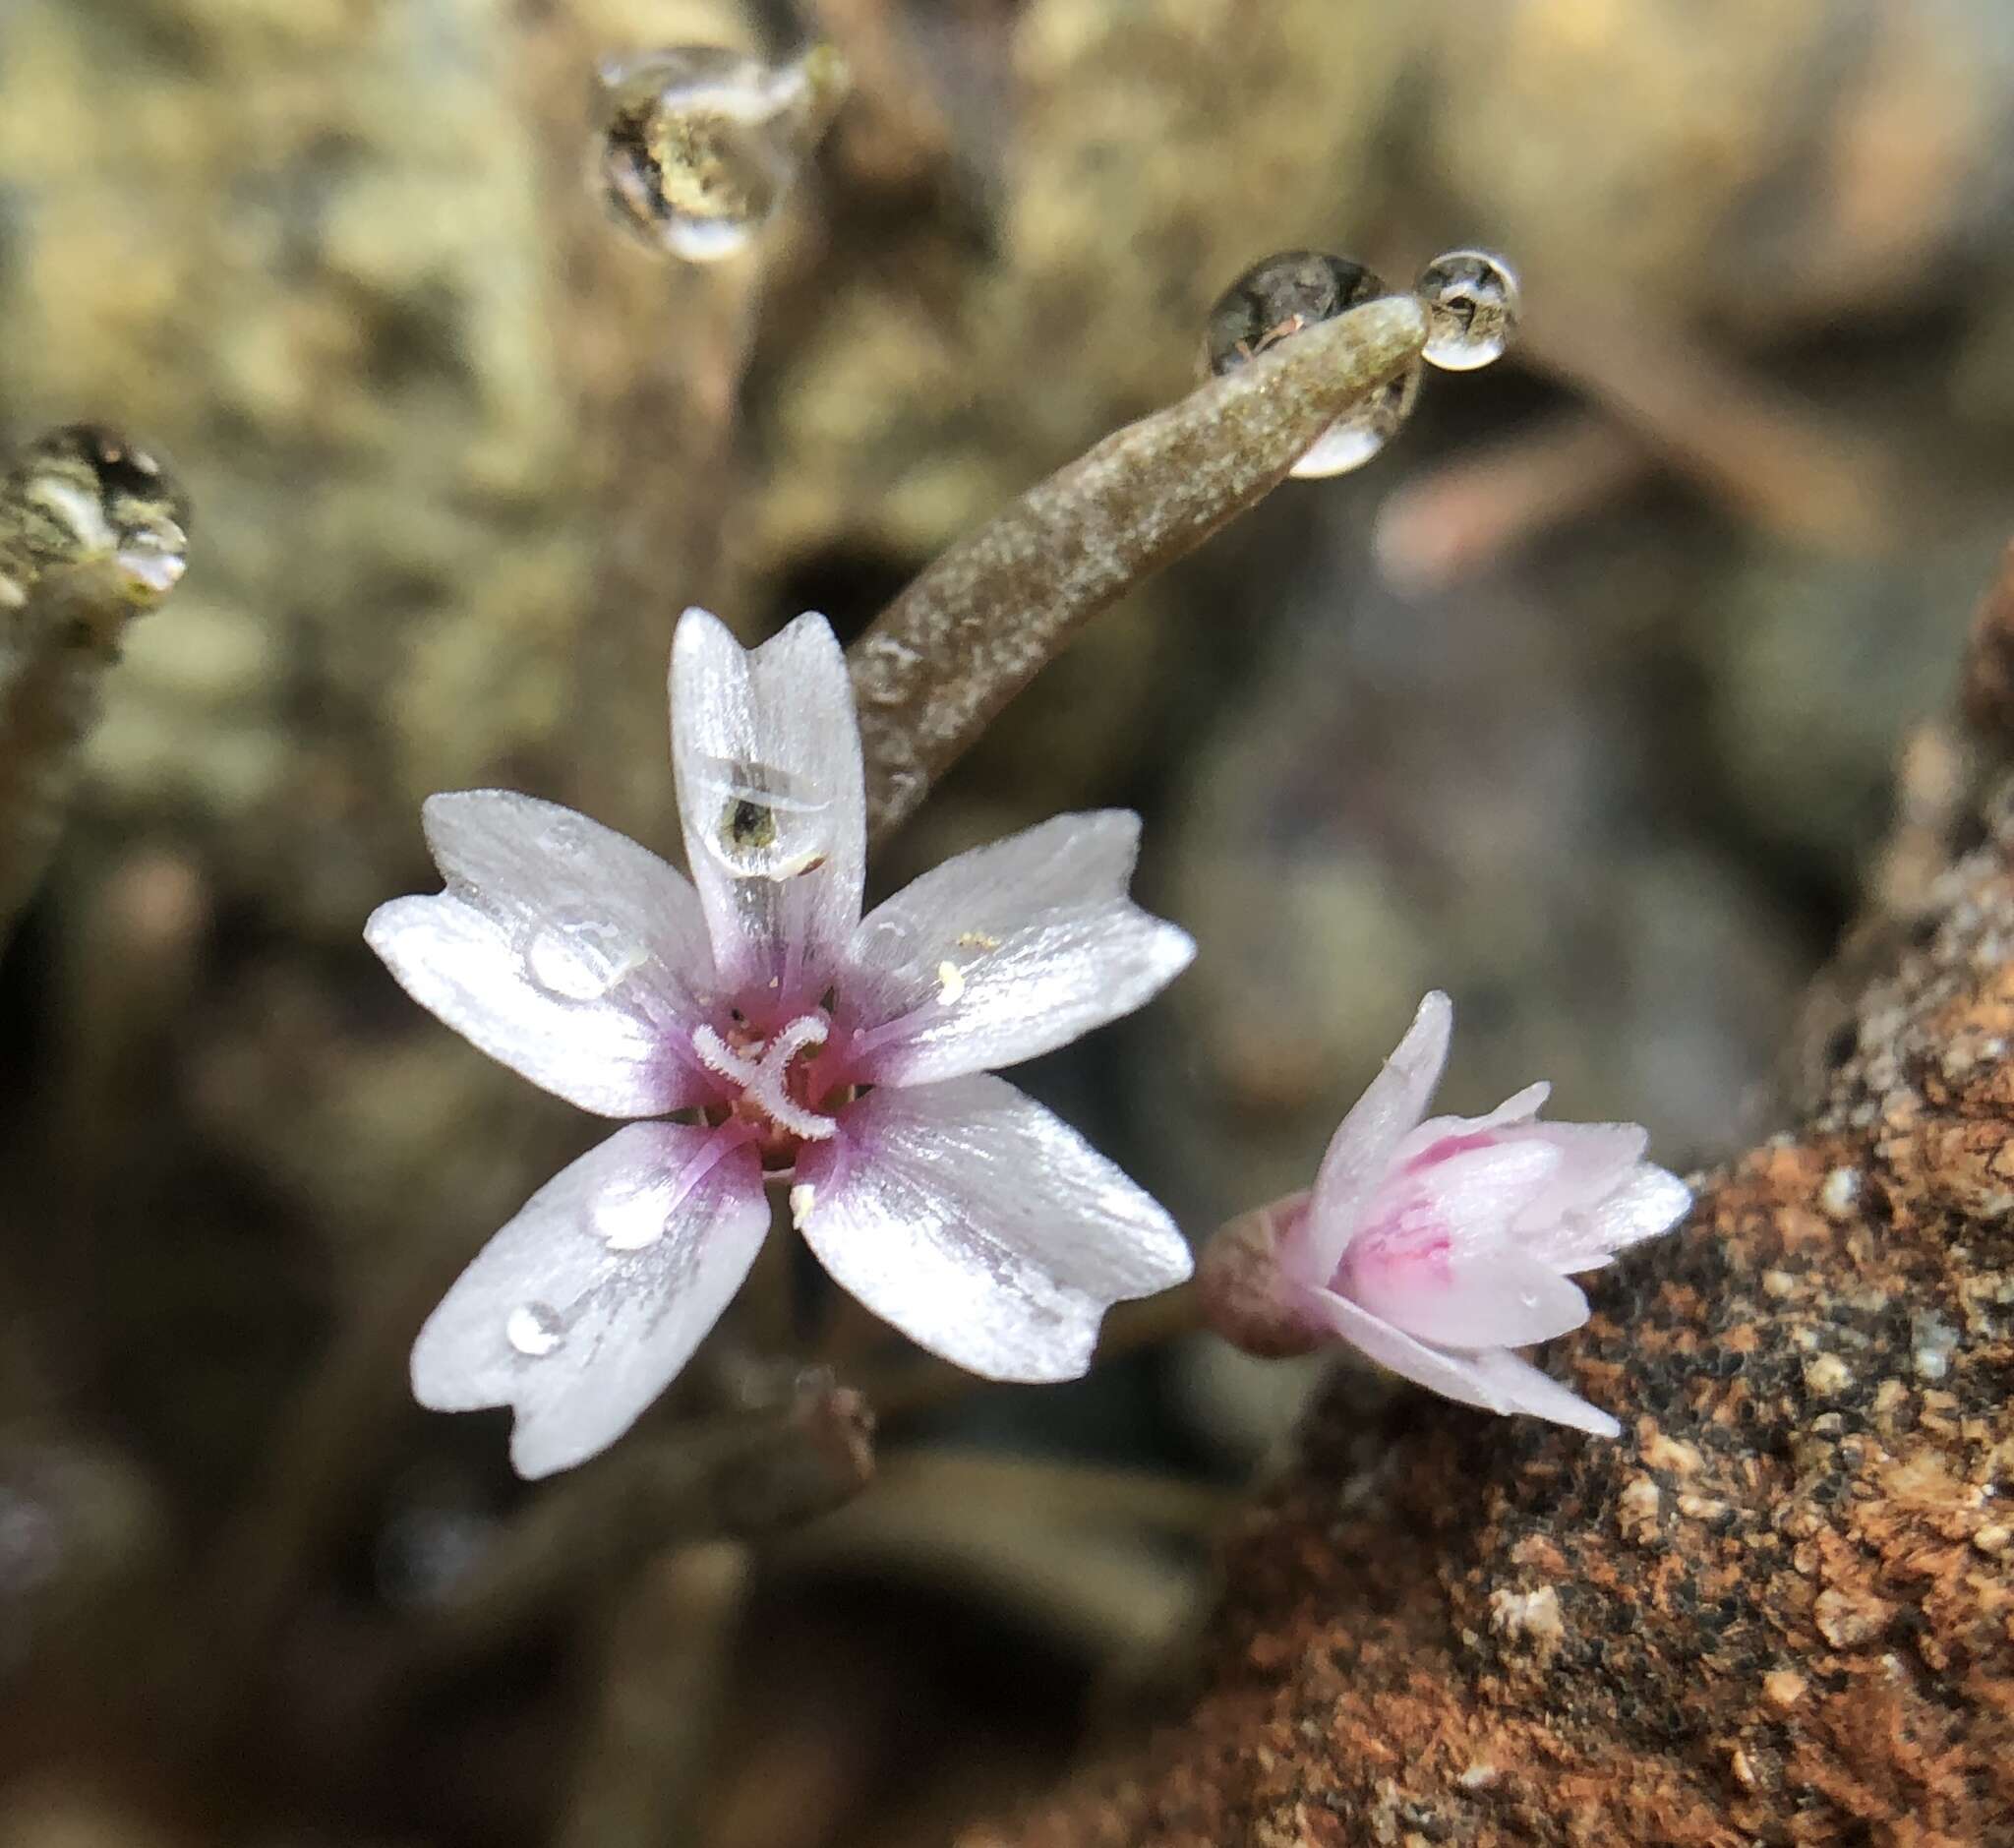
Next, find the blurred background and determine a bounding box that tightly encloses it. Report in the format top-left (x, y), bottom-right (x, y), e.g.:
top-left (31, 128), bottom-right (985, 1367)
top-left (4, 0), bottom-right (2013, 1841)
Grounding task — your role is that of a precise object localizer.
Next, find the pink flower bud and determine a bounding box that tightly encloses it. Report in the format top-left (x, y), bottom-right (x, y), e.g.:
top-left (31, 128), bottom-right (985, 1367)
top-left (1201, 992), bottom-right (1690, 1436)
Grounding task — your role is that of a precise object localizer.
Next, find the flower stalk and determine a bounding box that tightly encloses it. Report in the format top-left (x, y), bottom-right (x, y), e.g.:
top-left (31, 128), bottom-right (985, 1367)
top-left (848, 293), bottom-right (1428, 844)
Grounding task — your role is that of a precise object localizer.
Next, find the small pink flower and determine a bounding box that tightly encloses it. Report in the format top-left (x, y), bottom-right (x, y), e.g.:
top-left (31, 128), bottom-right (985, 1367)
top-left (1198, 992), bottom-right (1689, 1436)
top-left (368, 609), bottom-right (1193, 1476)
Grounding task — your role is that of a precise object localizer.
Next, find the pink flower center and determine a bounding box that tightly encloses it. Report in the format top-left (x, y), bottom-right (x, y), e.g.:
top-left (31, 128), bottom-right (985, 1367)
top-left (1336, 1183), bottom-right (1452, 1293)
top-left (691, 1009), bottom-right (846, 1165)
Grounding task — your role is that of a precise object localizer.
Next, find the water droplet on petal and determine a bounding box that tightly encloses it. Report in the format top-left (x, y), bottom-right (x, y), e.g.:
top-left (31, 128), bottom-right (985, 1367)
top-left (520, 909), bottom-right (646, 1002)
top-left (590, 1174), bottom-right (670, 1251)
top-left (1201, 251), bottom-right (1422, 478)
top-left (506, 1303), bottom-right (565, 1357)
top-left (592, 43), bottom-right (849, 263)
top-left (541, 813), bottom-right (593, 859)
top-left (693, 754), bottom-right (834, 881)
top-left (856, 912), bottom-right (920, 968)
top-left (1414, 249), bottom-right (1519, 372)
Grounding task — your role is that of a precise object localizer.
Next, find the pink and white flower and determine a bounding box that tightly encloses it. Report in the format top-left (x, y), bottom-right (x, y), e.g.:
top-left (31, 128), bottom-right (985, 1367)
top-left (367, 609), bottom-right (1194, 1476)
top-left (1198, 991), bottom-right (1689, 1436)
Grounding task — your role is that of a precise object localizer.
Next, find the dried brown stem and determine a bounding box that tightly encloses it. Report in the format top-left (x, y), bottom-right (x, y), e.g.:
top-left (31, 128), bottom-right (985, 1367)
top-left (414, 1374), bottom-right (872, 1668)
top-left (849, 295), bottom-right (1428, 842)
top-left (556, 1540), bottom-right (754, 1848)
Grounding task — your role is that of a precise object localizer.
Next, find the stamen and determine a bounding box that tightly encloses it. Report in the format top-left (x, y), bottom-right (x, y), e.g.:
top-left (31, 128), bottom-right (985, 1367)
top-left (850, 995), bottom-right (947, 1059)
top-left (749, 1013), bottom-right (837, 1141)
top-left (692, 1023), bottom-right (761, 1087)
top-left (692, 1014), bottom-right (839, 1142)
top-left (763, 1013), bottom-right (829, 1067)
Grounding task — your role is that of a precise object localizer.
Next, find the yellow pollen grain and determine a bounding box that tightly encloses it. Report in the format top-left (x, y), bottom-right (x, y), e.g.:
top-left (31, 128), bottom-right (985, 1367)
top-left (789, 1182), bottom-right (816, 1229)
top-left (935, 960), bottom-right (967, 1004)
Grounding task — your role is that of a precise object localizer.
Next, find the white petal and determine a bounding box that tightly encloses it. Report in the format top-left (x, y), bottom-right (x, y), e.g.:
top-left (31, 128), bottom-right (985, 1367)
top-left (1308, 1287), bottom-right (1619, 1437)
top-left (1458, 1346), bottom-right (1622, 1437)
top-left (1393, 1080), bottom-right (1546, 1168)
top-left (411, 1122), bottom-right (769, 1478)
top-left (1293, 992), bottom-right (1452, 1284)
top-left (366, 791), bottom-right (712, 1116)
top-left (1405, 1139), bottom-right (1564, 1258)
top-left (1394, 1083), bottom-right (1552, 1162)
top-left (1505, 1121), bottom-right (1649, 1232)
top-left (795, 1075), bottom-right (1192, 1382)
top-left (669, 609), bottom-right (865, 1009)
top-left (843, 811), bottom-right (1194, 1086)
top-left (1348, 1248), bottom-right (1589, 1348)
top-left (1560, 1162), bottom-right (1691, 1267)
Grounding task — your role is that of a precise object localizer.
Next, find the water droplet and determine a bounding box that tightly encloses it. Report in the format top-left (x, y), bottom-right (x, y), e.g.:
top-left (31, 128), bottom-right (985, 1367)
top-left (542, 813), bottom-right (593, 859)
top-left (1201, 251), bottom-right (1421, 478)
top-left (4, 424), bottom-right (191, 609)
top-left (1414, 249), bottom-right (1519, 372)
top-left (592, 44), bottom-right (849, 263)
top-left (1288, 366), bottom-right (1421, 479)
top-left (590, 1174), bottom-right (670, 1251)
top-left (856, 912), bottom-right (920, 969)
top-left (520, 909), bottom-right (645, 1002)
top-left (506, 1303), bottom-right (565, 1357)
top-left (693, 754), bottom-right (833, 881)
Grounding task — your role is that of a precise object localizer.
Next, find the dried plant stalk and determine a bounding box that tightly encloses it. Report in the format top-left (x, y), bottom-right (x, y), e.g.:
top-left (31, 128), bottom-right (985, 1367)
top-left (0, 426), bottom-right (190, 941)
top-left (849, 295), bottom-right (1428, 842)
top-left (416, 1374), bottom-right (873, 1664)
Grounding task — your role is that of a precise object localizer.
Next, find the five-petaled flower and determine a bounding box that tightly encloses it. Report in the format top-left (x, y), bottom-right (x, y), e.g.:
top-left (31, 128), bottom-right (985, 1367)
top-left (1197, 991), bottom-right (1689, 1436)
top-left (367, 609), bottom-right (1195, 1476)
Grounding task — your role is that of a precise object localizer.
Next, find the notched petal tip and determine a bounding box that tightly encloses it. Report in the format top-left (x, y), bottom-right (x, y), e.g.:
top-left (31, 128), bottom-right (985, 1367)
top-left (407, 1123), bottom-right (771, 1477)
top-left (362, 892), bottom-right (419, 956)
top-left (409, 1328), bottom-right (501, 1417)
top-left (670, 603), bottom-right (866, 994)
top-left (844, 811), bottom-right (1195, 1087)
top-left (507, 1412), bottom-right (601, 1481)
top-left (1051, 806), bottom-right (1144, 868)
top-left (1146, 917), bottom-right (1198, 983)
